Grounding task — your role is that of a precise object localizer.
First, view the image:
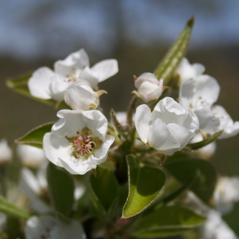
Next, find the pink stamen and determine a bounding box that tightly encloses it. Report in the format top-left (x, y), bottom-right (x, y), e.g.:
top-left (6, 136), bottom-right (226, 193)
top-left (72, 135), bottom-right (94, 157)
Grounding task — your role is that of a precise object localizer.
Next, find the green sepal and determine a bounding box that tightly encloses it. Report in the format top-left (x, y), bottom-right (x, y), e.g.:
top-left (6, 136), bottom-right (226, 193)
top-left (187, 130), bottom-right (223, 150)
top-left (47, 163), bottom-right (75, 217)
top-left (132, 206), bottom-right (205, 238)
top-left (164, 153), bottom-right (217, 204)
top-left (16, 122), bottom-right (54, 148)
top-left (0, 196), bottom-right (30, 219)
top-left (90, 166), bottom-right (119, 212)
top-left (122, 155), bottom-right (166, 218)
top-left (154, 17), bottom-right (194, 84)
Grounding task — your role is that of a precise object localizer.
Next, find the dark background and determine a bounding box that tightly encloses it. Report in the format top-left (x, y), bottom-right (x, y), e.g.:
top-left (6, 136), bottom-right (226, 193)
top-left (0, 0), bottom-right (239, 235)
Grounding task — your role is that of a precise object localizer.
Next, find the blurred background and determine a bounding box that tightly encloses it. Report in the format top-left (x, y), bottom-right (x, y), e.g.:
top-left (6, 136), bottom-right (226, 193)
top-left (0, 0), bottom-right (239, 234)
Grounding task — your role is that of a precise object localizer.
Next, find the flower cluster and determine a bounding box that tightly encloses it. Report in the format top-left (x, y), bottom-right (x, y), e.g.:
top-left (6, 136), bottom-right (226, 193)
top-left (2, 20), bottom-right (239, 239)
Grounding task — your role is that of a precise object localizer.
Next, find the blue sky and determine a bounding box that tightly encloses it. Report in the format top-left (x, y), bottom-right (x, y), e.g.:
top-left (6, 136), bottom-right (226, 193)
top-left (1, 0), bottom-right (239, 59)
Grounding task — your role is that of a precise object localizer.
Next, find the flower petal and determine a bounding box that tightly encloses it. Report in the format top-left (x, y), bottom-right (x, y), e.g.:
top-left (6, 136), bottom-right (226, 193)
top-left (28, 67), bottom-right (55, 99)
top-left (54, 49), bottom-right (89, 76)
top-left (135, 104), bottom-right (151, 143)
top-left (91, 59), bottom-right (118, 83)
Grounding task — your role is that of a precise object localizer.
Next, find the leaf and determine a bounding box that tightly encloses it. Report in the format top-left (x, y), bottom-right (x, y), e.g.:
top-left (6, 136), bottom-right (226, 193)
top-left (122, 155), bottom-right (166, 218)
top-left (133, 206), bottom-right (205, 238)
top-left (154, 17), bottom-right (194, 84)
top-left (164, 154), bottom-right (217, 203)
top-left (90, 166), bottom-right (119, 211)
top-left (0, 196), bottom-right (30, 219)
top-left (187, 130), bottom-right (223, 150)
top-left (6, 73), bottom-right (57, 106)
top-left (47, 163), bottom-right (75, 217)
top-left (16, 122), bottom-right (54, 148)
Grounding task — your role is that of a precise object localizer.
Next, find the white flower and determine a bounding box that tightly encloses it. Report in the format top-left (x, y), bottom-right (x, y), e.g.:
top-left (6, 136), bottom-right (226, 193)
top-left (214, 176), bottom-right (239, 214)
top-left (64, 81), bottom-right (101, 110)
top-left (175, 57), bottom-right (205, 83)
top-left (0, 139), bottom-right (12, 164)
top-left (25, 215), bottom-right (86, 239)
top-left (28, 49), bottom-right (118, 101)
top-left (179, 76), bottom-right (239, 138)
top-left (179, 75), bottom-right (220, 134)
top-left (20, 165), bottom-right (51, 214)
top-left (17, 144), bottom-right (46, 169)
top-left (135, 97), bottom-right (199, 155)
top-left (179, 75), bottom-right (220, 110)
top-left (212, 105), bottom-right (239, 139)
top-left (133, 73), bottom-right (164, 103)
top-left (200, 210), bottom-right (238, 239)
top-left (43, 109), bottom-right (115, 175)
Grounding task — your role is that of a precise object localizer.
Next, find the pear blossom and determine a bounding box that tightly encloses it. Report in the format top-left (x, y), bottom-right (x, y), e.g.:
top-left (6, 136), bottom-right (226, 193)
top-left (135, 97), bottom-right (199, 155)
top-left (28, 49), bottom-right (118, 101)
top-left (17, 144), bottom-right (46, 169)
top-left (212, 105), bottom-right (239, 139)
top-left (25, 215), bottom-right (86, 239)
top-left (179, 76), bottom-right (239, 138)
top-left (213, 176), bottom-right (239, 214)
top-left (43, 109), bottom-right (115, 175)
top-left (20, 164), bottom-right (52, 213)
top-left (0, 139), bottom-right (12, 164)
top-left (64, 80), bottom-right (102, 110)
top-left (133, 73), bottom-right (164, 103)
top-left (175, 57), bottom-right (205, 83)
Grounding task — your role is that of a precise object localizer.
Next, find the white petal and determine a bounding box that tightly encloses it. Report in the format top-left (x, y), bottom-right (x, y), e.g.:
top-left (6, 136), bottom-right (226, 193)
top-left (28, 67), bottom-right (55, 99)
top-left (135, 72), bottom-right (159, 88)
top-left (0, 139), bottom-right (12, 163)
top-left (48, 75), bottom-right (74, 101)
top-left (79, 67), bottom-right (99, 88)
top-left (138, 80), bottom-right (163, 103)
top-left (194, 106), bottom-right (220, 135)
top-left (91, 59), bottom-right (118, 83)
top-left (82, 110), bottom-right (108, 140)
top-left (148, 118), bottom-right (179, 155)
top-left (153, 97), bottom-right (189, 124)
top-left (212, 105), bottom-right (239, 139)
top-left (135, 104), bottom-right (151, 143)
top-left (53, 110), bottom-right (86, 137)
top-left (43, 133), bottom-right (72, 168)
top-left (180, 76), bottom-right (220, 110)
top-left (17, 144), bottom-right (46, 168)
top-left (54, 49), bottom-right (89, 76)
top-left (65, 81), bottom-right (98, 110)
top-left (176, 58), bottom-right (205, 83)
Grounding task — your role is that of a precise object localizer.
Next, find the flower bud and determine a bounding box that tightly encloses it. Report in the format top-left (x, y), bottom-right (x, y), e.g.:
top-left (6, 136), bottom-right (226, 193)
top-left (64, 81), bottom-right (102, 111)
top-left (133, 73), bottom-right (164, 103)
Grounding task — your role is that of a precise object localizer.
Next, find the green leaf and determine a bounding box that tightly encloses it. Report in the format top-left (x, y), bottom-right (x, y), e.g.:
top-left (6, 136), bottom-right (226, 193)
top-left (47, 163), bottom-right (75, 216)
top-left (122, 155), bottom-right (166, 218)
top-left (16, 122), bottom-right (54, 148)
top-left (133, 206), bottom-right (205, 238)
top-left (154, 17), bottom-right (194, 84)
top-left (164, 154), bottom-right (217, 203)
top-left (0, 196), bottom-right (30, 219)
top-left (90, 166), bottom-right (119, 211)
top-left (187, 131), bottom-right (223, 150)
top-left (6, 73), bottom-right (57, 106)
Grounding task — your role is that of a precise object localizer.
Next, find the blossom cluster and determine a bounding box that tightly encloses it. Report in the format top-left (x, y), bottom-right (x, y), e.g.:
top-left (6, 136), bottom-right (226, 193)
top-left (2, 23), bottom-right (239, 238)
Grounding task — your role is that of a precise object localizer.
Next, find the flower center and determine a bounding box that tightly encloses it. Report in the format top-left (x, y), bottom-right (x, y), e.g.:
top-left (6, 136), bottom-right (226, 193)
top-left (66, 69), bottom-right (78, 82)
top-left (68, 128), bottom-right (102, 159)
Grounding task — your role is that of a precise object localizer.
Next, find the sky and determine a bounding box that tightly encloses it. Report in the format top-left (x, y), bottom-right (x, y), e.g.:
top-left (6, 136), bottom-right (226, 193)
top-left (0, 0), bottom-right (239, 59)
